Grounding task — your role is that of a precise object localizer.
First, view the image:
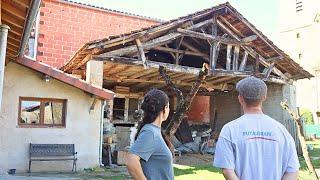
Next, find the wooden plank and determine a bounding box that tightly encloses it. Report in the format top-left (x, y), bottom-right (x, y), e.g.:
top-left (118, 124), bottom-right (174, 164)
top-left (135, 39), bottom-right (148, 69)
top-left (130, 69), bottom-right (158, 79)
top-left (124, 97), bottom-right (129, 121)
top-left (7, 43), bottom-right (19, 51)
top-left (11, 0), bottom-right (30, 9)
top-left (96, 56), bottom-right (266, 80)
top-left (254, 55), bottom-right (260, 76)
top-left (233, 45), bottom-right (240, 70)
top-left (265, 56), bottom-right (284, 63)
top-left (209, 16), bottom-right (219, 70)
top-left (226, 45), bottom-right (232, 70)
top-left (239, 51), bottom-right (248, 71)
top-left (73, 54), bottom-right (92, 70)
top-left (7, 41), bottom-right (20, 48)
top-left (216, 20), bottom-right (289, 80)
top-left (97, 20), bottom-right (215, 58)
top-left (2, 2), bottom-right (26, 20)
top-left (264, 63), bottom-right (275, 79)
top-left (153, 46), bottom-right (208, 58)
top-left (177, 28), bottom-right (256, 46)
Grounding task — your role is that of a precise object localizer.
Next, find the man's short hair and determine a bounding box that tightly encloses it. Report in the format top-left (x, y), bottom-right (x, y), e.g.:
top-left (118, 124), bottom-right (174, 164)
top-left (236, 76), bottom-right (267, 106)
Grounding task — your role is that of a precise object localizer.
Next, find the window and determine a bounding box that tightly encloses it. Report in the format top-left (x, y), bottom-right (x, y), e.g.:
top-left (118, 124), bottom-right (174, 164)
top-left (112, 97), bottom-right (140, 122)
top-left (19, 97), bottom-right (67, 127)
top-left (113, 98), bottom-right (125, 121)
top-left (298, 53), bottom-right (302, 59)
top-left (296, 33), bottom-right (300, 38)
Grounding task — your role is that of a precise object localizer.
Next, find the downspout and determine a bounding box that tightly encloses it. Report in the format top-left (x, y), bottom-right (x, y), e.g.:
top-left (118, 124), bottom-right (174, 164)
top-left (18, 0), bottom-right (42, 57)
top-left (99, 100), bottom-right (106, 166)
top-left (0, 25), bottom-right (10, 110)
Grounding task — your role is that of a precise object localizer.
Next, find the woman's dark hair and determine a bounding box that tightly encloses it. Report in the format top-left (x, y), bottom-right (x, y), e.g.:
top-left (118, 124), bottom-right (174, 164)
top-left (135, 89), bottom-right (173, 152)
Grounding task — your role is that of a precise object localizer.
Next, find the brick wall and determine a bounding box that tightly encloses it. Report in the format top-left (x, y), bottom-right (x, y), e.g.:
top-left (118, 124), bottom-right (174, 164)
top-left (37, 0), bottom-right (158, 67)
top-left (187, 96), bottom-right (210, 124)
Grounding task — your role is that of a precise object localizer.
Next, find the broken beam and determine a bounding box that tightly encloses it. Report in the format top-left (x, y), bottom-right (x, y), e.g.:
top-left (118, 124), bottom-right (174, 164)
top-left (135, 39), bottom-right (148, 68)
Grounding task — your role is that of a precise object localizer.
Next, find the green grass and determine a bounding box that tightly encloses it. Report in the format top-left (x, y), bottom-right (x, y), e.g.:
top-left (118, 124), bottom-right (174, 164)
top-left (174, 164), bottom-right (224, 180)
top-left (172, 140), bottom-right (320, 180)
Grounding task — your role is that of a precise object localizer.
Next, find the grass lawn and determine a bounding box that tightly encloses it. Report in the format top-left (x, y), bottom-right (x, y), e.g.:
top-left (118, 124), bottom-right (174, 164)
top-left (173, 140), bottom-right (320, 180)
top-left (174, 164), bottom-right (224, 180)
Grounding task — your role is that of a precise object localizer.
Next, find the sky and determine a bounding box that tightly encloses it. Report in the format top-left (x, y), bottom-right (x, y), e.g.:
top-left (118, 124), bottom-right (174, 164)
top-left (73, 0), bottom-right (279, 42)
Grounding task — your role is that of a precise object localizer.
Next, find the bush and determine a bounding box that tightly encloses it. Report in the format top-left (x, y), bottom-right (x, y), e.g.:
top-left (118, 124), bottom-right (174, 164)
top-left (300, 108), bottom-right (314, 124)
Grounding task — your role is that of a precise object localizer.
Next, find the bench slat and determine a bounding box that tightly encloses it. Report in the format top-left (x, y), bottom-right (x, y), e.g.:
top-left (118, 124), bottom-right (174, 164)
top-left (30, 144), bottom-right (75, 157)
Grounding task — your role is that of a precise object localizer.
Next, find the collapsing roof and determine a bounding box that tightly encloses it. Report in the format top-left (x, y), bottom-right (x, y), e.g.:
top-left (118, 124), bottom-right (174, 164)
top-left (61, 2), bottom-right (313, 94)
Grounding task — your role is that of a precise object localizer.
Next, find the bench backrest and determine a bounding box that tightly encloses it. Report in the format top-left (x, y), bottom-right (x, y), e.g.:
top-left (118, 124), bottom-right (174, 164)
top-left (30, 144), bottom-right (75, 157)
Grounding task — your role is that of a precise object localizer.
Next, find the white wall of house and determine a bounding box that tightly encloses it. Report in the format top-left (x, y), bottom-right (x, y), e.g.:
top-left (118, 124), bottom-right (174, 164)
top-left (0, 63), bottom-right (103, 173)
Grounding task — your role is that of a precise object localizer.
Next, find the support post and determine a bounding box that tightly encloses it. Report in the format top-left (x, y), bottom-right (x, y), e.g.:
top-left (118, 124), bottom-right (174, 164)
top-left (254, 54), bottom-right (260, 76)
top-left (210, 14), bottom-right (218, 70)
top-left (233, 46), bottom-right (240, 70)
top-left (239, 51), bottom-right (248, 71)
top-left (0, 25), bottom-right (10, 110)
top-left (226, 45), bottom-right (232, 70)
top-left (124, 97), bottom-right (129, 122)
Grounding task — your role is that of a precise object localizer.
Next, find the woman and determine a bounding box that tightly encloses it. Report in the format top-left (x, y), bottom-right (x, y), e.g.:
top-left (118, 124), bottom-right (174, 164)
top-left (126, 89), bottom-right (173, 180)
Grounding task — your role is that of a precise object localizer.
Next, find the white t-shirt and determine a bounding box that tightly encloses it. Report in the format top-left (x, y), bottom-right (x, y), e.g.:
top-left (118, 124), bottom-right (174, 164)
top-left (213, 114), bottom-right (300, 180)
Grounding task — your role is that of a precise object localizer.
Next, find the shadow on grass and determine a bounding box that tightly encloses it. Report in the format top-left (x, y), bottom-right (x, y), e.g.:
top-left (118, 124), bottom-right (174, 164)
top-left (174, 165), bottom-right (221, 176)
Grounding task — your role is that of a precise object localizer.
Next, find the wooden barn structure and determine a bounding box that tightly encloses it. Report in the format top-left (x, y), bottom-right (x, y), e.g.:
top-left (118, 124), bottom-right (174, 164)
top-left (60, 3), bottom-right (312, 143)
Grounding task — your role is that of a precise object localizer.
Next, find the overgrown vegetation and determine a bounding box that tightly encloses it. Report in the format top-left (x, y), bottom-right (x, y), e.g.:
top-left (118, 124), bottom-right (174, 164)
top-left (301, 108), bottom-right (314, 124)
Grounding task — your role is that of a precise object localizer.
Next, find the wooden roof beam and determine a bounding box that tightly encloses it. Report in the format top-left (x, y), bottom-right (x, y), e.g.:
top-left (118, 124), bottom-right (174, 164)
top-left (95, 56), bottom-right (268, 79)
top-left (103, 76), bottom-right (231, 91)
top-left (153, 46), bottom-right (209, 58)
top-left (11, 0), bottom-right (30, 9)
top-left (1, 13), bottom-right (25, 29)
top-left (216, 19), bottom-right (289, 81)
top-left (2, 2), bottom-right (26, 20)
top-left (96, 19), bottom-right (215, 58)
top-left (135, 39), bottom-right (148, 69)
top-left (177, 28), bottom-right (257, 46)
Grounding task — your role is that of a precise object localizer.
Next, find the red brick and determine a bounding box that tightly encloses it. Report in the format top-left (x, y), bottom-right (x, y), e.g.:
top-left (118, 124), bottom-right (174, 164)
top-left (38, 0), bottom-right (158, 68)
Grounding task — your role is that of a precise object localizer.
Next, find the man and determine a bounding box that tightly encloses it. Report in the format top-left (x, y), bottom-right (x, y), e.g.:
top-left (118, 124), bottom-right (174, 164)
top-left (213, 77), bottom-right (300, 180)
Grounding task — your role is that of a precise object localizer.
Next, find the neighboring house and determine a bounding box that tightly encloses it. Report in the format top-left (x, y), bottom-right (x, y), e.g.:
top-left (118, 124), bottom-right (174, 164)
top-left (0, 0), bottom-right (114, 173)
top-left (29, 0), bottom-right (159, 67)
top-left (278, 0), bottom-right (320, 124)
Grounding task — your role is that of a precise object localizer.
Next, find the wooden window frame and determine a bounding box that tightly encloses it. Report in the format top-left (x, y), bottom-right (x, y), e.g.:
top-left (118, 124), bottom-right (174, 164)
top-left (18, 97), bottom-right (67, 128)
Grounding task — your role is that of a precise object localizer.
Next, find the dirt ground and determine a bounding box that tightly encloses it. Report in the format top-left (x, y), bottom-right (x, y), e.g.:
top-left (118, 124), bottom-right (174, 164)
top-left (175, 153), bottom-right (214, 166)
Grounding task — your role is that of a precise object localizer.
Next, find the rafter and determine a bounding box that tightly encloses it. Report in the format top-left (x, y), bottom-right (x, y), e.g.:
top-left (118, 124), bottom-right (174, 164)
top-left (177, 28), bottom-right (257, 46)
top-left (216, 19), bottom-right (289, 80)
top-left (96, 19), bottom-right (215, 58)
top-left (135, 39), bottom-right (148, 68)
top-left (153, 46), bottom-right (208, 58)
top-left (2, 2), bottom-right (26, 20)
top-left (226, 45), bottom-right (232, 70)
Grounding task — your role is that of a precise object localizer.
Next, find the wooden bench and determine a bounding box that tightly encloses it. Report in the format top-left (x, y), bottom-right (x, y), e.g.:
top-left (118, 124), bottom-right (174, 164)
top-left (28, 143), bottom-right (77, 173)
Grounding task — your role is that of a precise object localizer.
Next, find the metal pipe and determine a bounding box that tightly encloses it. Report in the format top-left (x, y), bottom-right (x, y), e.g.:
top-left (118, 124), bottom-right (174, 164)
top-left (99, 100), bottom-right (107, 166)
top-left (0, 24), bottom-right (10, 110)
top-left (18, 0), bottom-right (42, 57)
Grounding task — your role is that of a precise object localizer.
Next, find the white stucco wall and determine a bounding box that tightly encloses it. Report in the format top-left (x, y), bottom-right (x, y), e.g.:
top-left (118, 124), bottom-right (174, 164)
top-left (0, 63), bottom-right (103, 173)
